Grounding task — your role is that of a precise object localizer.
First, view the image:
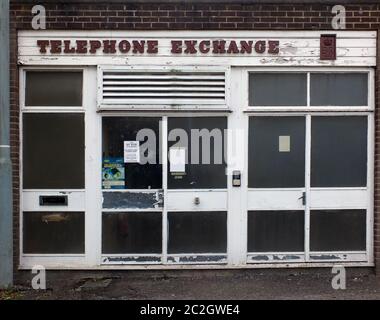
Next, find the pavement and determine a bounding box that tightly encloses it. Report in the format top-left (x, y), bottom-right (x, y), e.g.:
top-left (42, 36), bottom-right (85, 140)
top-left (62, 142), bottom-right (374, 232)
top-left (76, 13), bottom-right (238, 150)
top-left (1, 268), bottom-right (380, 300)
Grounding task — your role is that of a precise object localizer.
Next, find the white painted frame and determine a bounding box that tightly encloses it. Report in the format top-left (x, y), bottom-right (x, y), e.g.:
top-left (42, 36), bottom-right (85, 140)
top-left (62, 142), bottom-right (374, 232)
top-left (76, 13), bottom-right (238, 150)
top-left (241, 67), bottom-right (374, 265)
top-left (19, 64), bottom-right (375, 270)
top-left (19, 66), bottom-right (91, 268)
top-left (99, 112), bottom-right (229, 265)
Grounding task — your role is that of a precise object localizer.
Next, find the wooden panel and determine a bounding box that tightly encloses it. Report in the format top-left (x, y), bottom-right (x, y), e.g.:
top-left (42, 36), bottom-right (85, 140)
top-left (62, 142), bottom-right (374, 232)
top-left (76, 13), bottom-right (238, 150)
top-left (167, 190), bottom-right (227, 211)
top-left (18, 30), bottom-right (377, 67)
top-left (247, 189), bottom-right (305, 210)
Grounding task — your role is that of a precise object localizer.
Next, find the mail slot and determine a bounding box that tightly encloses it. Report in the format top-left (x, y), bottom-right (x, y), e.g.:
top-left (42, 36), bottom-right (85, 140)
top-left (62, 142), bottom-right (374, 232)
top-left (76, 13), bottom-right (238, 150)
top-left (39, 195), bottom-right (68, 206)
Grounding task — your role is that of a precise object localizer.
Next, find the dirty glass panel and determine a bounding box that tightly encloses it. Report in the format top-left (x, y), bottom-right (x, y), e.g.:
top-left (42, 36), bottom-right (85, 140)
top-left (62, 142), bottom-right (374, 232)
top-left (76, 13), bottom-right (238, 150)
top-left (248, 117), bottom-right (305, 188)
top-left (23, 113), bottom-right (85, 189)
top-left (23, 212), bottom-right (84, 254)
top-left (310, 210), bottom-right (366, 251)
top-left (249, 73), bottom-right (307, 106)
top-left (168, 117), bottom-right (227, 189)
top-left (168, 212), bottom-right (227, 254)
top-left (311, 116), bottom-right (367, 187)
top-left (25, 71), bottom-right (83, 107)
top-left (310, 73), bottom-right (368, 106)
top-left (248, 211), bottom-right (304, 252)
top-left (102, 212), bottom-right (162, 254)
top-left (102, 117), bottom-right (162, 189)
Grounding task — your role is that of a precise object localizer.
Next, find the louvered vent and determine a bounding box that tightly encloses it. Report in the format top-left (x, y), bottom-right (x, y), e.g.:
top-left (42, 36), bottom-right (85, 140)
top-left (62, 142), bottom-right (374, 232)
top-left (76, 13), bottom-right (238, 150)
top-left (100, 68), bottom-right (226, 107)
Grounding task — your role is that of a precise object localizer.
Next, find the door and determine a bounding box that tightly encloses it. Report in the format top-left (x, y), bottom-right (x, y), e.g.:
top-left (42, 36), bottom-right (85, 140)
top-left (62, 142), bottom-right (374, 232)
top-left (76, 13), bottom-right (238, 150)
top-left (247, 116), bottom-right (307, 263)
top-left (246, 114), bottom-right (371, 264)
top-left (101, 115), bottom-right (228, 265)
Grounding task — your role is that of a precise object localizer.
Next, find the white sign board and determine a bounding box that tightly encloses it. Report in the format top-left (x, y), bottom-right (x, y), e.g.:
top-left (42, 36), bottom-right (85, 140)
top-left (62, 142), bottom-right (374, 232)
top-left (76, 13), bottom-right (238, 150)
top-left (124, 141), bottom-right (140, 163)
top-left (169, 147), bottom-right (186, 173)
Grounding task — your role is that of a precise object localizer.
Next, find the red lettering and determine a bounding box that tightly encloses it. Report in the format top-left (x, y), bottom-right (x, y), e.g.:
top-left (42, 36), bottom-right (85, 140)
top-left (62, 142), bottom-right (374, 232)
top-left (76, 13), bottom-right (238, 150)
top-left (268, 40), bottom-right (280, 54)
top-left (184, 40), bottom-right (197, 54)
top-left (63, 40), bottom-right (76, 54)
top-left (118, 40), bottom-right (131, 53)
top-left (37, 40), bottom-right (49, 54)
top-left (76, 40), bottom-right (88, 54)
top-left (132, 40), bottom-right (145, 54)
top-left (147, 40), bottom-right (158, 54)
top-left (103, 40), bottom-right (117, 54)
top-left (50, 40), bottom-right (62, 54)
top-left (89, 40), bottom-right (102, 54)
top-left (171, 40), bottom-right (182, 54)
top-left (212, 40), bottom-right (226, 54)
top-left (227, 41), bottom-right (239, 54)
top-left (199, 40), bottom-right (210, 54)
top-left (254, 41), bottom-right (266, 54)
top-left (240, 41), bottom-right (253, 54)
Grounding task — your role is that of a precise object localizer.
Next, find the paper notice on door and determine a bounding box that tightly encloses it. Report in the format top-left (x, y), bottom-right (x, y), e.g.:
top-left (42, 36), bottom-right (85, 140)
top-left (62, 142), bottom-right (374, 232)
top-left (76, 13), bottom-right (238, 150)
top-left (124, 141), bottom-right (140, 163)
top-left (169, 147), bottom-right (186, 173)
top-left (279, 136), bottom-right (291, 152)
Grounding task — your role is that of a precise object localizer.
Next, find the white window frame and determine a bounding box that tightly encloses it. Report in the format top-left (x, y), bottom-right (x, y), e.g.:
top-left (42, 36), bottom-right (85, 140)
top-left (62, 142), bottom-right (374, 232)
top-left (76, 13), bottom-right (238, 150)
top-left (244, 67), bottom-right (375, 112)
top-left (19, 66), bottom-right (90, 268)
top-left (240, 66), bottom-right (374, 266)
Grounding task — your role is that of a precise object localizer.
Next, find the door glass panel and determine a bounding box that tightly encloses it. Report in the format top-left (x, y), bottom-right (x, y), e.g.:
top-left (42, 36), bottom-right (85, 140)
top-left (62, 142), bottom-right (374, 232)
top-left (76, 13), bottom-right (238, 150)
top-left (249, 73), bottom-right (307, 106)
top-left (23, 113), bottom-right (85, 189)
top-left (25, 71), bottom-right (83, 107)
top-left (311, 116), bottom-right (367, 187)
top-left (102, 212), bottom-right (162, 254)
top-left (310, 210), bottom-right (366, 251)
top-left (102, 117), bottom-right (162, 189)
top-left (248, 211), bottom-right (304, 252)
top-left (249, 117), bottom-right (305, 188)
top-left (23, 212), bottom-right (85, 254)
top-left (168, 117), bottom-right (227, 189)
top-left (168, 212), bottom-right (227, 254)
top-left (310, 73), bottom-right (368, 106)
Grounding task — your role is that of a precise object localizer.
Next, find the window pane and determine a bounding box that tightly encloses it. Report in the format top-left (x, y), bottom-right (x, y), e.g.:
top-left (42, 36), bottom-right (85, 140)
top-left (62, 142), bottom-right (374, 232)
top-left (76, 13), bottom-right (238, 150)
top-left (310, 73), bottom-right (368, 106)
top-left (310, 210), bottom-right (366, 251)
top-left (23, 113), bottom-right (85, 189)
top-left (248, 211), bottom-right (304, 252)
top-left (249, 73), bottom-right (307, 106)
top-left (168, 117), bottom-right (227, 189)
top-left (311, 116), bottom-right (367, 187)
top-left (25, 71), bottom-right (83, 106)
top-left (102, 117), bottom-right (162, 189)
top-left (23, 212), bottom-right (84, 254)
top-left (168, 212), bottom-right (227, 254)
top-left (102, 212), bottom-right (162, 254)
top-left (249, 117), bottom-right (305, 188)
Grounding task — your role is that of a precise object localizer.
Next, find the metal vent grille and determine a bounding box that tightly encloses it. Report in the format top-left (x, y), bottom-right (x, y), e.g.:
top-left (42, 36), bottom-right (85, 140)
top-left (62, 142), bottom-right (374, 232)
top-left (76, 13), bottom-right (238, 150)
top-left (100, 68), bottom-right (227, 107)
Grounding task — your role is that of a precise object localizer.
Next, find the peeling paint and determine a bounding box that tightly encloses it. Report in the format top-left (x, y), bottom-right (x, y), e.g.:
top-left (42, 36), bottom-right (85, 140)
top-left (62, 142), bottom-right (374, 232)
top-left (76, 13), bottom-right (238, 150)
top-left (103, 256), bottom-right (162, 263)
top-left (248, 255), bottom-right (270, 261)
top-left (273, 255), bottom-right (302, 261)
top-left (103, 191), bottom-right (163, 209)
top-left (167, 255), bottom-right (227, 263)
top-left (310, 255), bottom-right (342, 260)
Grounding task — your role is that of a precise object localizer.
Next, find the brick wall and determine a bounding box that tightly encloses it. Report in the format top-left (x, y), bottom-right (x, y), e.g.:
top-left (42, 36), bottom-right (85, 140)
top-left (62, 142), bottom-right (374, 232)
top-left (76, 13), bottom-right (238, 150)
top-left (9, 1), bottom-right (380, 274)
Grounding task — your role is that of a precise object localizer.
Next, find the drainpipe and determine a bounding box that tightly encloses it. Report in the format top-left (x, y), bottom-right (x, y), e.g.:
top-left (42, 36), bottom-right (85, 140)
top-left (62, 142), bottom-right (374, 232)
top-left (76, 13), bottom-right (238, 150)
top-left (0, 0), bottom-right (13, 288)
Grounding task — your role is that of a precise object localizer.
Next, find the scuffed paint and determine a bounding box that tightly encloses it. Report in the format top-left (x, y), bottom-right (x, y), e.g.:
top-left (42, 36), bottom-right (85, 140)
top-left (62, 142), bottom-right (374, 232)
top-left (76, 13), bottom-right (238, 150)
top-left (103, 256), bottom-right (162, 263)
top-left (310, 254), bottom-right (346, 260)
top-left (103, 191), bottom-right (163, 209)
top-left (167, 255), bottom-right (227, 264)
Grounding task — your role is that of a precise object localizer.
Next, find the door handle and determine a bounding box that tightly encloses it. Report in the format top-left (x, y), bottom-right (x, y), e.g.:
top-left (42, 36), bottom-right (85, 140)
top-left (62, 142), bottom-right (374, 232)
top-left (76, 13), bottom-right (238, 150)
top-left (298, 192), bottom-right (306, 206)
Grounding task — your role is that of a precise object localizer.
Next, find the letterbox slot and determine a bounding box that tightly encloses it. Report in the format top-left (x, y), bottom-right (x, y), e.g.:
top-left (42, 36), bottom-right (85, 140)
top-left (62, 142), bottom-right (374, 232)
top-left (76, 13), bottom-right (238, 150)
top-left (39, 195), bottom-right (68, 206)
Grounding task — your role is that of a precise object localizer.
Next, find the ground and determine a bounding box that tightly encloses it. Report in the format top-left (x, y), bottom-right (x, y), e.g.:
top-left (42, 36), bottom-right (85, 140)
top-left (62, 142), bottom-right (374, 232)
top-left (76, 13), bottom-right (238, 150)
top-left (1, 268), bottom-right (380, 300)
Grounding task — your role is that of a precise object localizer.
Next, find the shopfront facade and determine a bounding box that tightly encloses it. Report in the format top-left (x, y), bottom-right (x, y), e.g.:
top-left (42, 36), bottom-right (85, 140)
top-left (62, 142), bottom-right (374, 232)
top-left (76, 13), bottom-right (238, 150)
top-left (9, 1), bottom-right (380, 271)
